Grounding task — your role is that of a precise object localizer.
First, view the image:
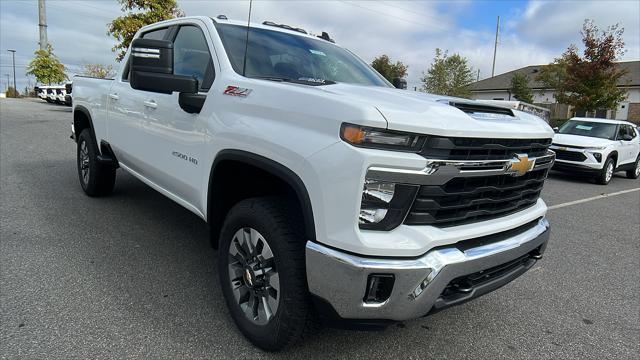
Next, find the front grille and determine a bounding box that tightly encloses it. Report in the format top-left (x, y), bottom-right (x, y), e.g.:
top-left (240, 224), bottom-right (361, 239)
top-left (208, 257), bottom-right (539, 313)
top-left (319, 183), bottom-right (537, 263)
top-left (553, 149), bottom-right (587, 162)
top-left (420, 136), bottom-right (552, 161)
top-left (404, 168), bottom-right (548, 227)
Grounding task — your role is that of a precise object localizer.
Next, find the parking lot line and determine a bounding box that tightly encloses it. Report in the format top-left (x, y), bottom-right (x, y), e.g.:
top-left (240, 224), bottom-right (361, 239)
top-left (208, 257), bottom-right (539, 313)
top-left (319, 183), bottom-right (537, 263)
top-left (548, 187), bottom-right (640, 210)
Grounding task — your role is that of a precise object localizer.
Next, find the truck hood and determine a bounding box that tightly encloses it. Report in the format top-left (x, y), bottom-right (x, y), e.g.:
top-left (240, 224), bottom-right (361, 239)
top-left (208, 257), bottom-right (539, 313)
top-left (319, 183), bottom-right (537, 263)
top-left (319, 83), bottom-right (554, 138)
top-left (552, 133), bottom-right (614, 147)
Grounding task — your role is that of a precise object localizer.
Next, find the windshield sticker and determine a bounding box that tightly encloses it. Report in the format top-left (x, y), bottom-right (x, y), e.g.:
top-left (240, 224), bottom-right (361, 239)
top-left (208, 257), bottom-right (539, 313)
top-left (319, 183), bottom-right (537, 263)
top-left (309, 49), bottom-right (326, 56)
top-left (576, 125), bottom-right (593, 130)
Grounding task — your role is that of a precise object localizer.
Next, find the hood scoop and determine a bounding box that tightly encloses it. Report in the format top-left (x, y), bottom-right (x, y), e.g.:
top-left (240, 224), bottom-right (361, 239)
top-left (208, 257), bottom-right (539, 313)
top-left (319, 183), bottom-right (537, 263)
top-left (441, 100), bottom-right (515, 120)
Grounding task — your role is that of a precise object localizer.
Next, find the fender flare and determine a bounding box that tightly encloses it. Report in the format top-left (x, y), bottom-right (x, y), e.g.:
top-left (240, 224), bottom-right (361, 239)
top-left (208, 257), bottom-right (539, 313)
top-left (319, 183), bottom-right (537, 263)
top-left (73, 105), bottom-right (98, 145)
top-left (207, 149), bottom-right (316, 241)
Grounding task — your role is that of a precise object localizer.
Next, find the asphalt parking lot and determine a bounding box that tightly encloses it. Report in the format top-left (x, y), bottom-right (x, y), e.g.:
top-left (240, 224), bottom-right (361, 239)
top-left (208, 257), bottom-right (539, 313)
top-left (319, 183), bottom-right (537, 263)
top-left (1, 97), bottom-right (639, 359)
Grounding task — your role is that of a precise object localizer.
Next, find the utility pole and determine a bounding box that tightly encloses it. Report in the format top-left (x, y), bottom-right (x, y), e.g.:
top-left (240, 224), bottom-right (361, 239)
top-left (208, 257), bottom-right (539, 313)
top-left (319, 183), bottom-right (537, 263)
top-left (5, 74), bottom-right (10, 92)
top-left (477, 69), bottom-right (480, 82)
top-left (8, 50), bottom-right (16, 92)
top-left (491, 16), bottom-right (500, 78)
top-left (38, 0), bottom-right (48, 50)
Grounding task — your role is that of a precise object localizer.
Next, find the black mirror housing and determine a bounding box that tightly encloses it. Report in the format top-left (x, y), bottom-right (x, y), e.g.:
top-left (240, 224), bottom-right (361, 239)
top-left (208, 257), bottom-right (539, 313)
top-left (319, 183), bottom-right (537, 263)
top-left (130, 38), bottom-right (199, 94)
top-left (621, 134), bottom-right (633, 141)
top-left (552, 127), bottom-right (559, 133)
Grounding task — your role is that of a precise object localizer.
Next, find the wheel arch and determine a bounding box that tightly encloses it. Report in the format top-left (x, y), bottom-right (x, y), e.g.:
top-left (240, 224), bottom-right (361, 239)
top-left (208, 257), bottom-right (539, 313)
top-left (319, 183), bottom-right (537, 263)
top-left (73, 105), bottom-right (97, 145)
top-left (206, 149), bottom-right (316, 247)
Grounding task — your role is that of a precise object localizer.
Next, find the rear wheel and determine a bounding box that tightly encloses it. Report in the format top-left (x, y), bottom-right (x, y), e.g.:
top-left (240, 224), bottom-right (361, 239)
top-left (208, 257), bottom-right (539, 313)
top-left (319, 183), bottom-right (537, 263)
top-left (76, 129), bottom-right (116, 196)
top-left (626, 156), bottom-right (640, 179)
top-left (218, 197), bottom-right (315, 351)
top-left (596, 157), bottom-right (615, 185)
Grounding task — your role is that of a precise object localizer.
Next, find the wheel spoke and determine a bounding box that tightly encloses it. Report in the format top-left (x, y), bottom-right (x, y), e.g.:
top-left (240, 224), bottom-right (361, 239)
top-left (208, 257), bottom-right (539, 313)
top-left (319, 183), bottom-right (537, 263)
top-left (261, 295), bottom-right (273, 321)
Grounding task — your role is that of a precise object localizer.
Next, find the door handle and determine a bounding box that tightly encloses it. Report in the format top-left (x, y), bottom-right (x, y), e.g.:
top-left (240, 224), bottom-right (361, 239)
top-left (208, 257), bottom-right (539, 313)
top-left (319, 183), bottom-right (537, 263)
top-left (144, 100), bottom-right (157, 109)
top-left (108, 93), bottom-right (119, 100)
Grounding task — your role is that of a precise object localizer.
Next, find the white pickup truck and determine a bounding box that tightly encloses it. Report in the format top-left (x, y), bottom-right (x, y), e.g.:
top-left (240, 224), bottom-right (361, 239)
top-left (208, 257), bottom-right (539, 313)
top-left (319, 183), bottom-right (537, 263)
top-left (72, 16), bottom-right (555, 351)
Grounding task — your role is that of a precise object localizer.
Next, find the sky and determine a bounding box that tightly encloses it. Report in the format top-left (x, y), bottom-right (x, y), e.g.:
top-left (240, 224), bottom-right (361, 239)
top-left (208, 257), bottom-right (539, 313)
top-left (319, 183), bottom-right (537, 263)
top-left (0, 0), bottom-right (639, 91)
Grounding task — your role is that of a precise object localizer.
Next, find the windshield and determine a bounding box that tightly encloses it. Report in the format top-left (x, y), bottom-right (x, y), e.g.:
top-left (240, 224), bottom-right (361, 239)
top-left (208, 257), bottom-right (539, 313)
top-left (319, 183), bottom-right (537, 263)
top-left (215, 23), bottom-right (390, 87)
top-left (558, 120), bottom-right (617, 140)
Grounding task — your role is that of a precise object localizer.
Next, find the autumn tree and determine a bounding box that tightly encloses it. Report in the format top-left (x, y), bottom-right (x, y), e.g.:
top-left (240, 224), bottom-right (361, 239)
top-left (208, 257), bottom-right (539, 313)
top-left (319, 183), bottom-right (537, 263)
top-left (421, 49), bottom-right (474, 97)
top-left (510, 73), bottom-right (534, 103)
top-left (26, 44), bottom-right (67, 85)
top-left (107, 0), bottom-right (184, 61)
top-left (371, 55), bottom-right (408, 83)
top-left (82, 64), bottom-right (116, 79)
top-left (537, 19), bottom-right (627, 112)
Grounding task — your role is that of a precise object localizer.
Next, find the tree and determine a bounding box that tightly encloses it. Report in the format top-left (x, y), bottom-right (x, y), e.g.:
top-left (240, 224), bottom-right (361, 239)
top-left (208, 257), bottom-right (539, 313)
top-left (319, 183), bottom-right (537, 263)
top-left (421, 49), bottom-right (474, 97)
top-left (371, 55), bottom-right (408, 83)
top-left (6, 87), bottom-right (20, 98)
top-left (82, 64), bottom-right (116, 79)
top-left (537, 19), bottom-right (628, 113)
top-left (510, 73), bottom-right (534, 103)
top-left (26, 44), bottom-right (67, 85)
top-left (108, 0), bottom-right (184, 62)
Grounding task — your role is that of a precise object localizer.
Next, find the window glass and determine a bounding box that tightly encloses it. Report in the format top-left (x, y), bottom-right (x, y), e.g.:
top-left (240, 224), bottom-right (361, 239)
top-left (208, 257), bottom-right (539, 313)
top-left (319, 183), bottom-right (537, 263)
top-left (215, 23), bottom-right (389, 87)
top-left (558, 120), bottom-right (618, 140)
top-left (173, 25), bottom-right (214, 90)
top-left (617, 125), bottom-right (627, 139)
top-left (142, 28), bottom-right (168, 40)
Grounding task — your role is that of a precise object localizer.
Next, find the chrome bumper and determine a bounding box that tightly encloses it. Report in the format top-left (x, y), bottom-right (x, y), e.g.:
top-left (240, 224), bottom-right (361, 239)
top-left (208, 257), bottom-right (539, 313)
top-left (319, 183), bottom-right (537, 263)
top-left (306, 217), bottom-right (550, 321)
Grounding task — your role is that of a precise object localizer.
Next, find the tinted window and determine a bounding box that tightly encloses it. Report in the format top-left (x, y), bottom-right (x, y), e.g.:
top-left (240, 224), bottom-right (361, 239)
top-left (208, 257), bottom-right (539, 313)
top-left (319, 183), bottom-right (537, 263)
top-left (215, 24), bottom-right (389, 87)
top-left (173, 25), bottom-right (214, 90)
top-left (141, 28), bottom-right (168, 40)
top-left (558, 120), bottom-right (618, 140)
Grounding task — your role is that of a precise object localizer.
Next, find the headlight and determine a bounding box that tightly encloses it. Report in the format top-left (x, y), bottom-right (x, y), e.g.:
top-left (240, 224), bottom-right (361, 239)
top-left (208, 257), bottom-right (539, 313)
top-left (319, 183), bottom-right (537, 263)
top-left (359, 179), bottom-right (419, 231)
top-left (584, 146), bottom-right (607, 150)
top-left (341, 123), bottom-right (425, 151)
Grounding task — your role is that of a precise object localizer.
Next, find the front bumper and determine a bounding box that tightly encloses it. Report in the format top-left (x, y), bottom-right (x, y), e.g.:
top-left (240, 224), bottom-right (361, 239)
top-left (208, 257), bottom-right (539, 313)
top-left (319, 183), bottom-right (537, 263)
top-left (306, 217), bottom-right (549, 322)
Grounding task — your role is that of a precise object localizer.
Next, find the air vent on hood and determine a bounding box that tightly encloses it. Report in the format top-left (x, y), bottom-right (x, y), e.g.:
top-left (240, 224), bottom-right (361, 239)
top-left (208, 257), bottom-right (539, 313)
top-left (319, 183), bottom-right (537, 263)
top-left (449, 101), bottom-right (515, 117)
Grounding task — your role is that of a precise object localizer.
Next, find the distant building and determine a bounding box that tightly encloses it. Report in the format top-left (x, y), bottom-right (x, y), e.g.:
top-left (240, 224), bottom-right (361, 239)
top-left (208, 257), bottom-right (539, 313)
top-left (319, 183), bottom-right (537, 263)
top-left (468, 61), bottom-right (639, 123)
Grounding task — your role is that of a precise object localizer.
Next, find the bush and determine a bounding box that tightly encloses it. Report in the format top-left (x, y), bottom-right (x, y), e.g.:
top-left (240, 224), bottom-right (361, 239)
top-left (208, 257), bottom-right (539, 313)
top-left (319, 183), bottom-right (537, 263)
top-left (5, 87), bottom-right (20, 98)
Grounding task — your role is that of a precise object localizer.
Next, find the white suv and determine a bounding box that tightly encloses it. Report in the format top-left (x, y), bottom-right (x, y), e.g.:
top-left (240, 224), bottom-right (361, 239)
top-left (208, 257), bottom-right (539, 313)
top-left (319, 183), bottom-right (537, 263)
top-left (551, 117), bottom-right (640, 184)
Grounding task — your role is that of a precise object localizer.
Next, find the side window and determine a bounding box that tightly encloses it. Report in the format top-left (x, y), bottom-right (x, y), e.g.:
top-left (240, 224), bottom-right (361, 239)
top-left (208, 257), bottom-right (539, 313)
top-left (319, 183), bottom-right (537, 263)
top-left (617, 125), bottom-right (626, 139)
top-left (173, 25), bottom-right (214, 91)
top-left (141, 28), bottom-right (168, 40)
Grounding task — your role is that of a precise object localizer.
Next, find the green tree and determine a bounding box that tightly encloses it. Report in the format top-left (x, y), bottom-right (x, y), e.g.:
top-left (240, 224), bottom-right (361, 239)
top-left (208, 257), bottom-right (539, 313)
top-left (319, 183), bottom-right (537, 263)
top-left (81, 64), bottom-right (116, 79)
top-left (537, 19), bottom-right (627, 112)
top-left (421, 49), bottom-right (474, 97)
top-left (510, 73), bottom-right (534, 103)
top-left (26, 44), bottom-right (67, 85)
top-left (107, 0), bottom-right (184, 62)
top-left (371, 54), bottom-right (408, 83)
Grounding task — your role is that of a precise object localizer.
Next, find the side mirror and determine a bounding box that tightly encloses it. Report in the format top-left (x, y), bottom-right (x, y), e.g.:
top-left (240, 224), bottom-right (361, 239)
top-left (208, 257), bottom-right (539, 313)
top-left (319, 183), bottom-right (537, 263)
top-left (392, 77), bottom-right (407, 89)
top-left (552, 127), bottom-right (559, 133)
top-left (130, 38), bottom-right (198, 94)
top-left (621, 134), bottom-right (633, 141)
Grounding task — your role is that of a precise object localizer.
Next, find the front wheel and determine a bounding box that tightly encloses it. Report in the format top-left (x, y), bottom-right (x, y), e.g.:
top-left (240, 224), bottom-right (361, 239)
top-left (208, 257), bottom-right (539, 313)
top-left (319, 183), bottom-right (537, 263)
top-left (218, 197), bottom-right (315, 351)
top-left (596, 157), bottom-right (615, 185)
top-left (626, 156), bottom-right (640, 179)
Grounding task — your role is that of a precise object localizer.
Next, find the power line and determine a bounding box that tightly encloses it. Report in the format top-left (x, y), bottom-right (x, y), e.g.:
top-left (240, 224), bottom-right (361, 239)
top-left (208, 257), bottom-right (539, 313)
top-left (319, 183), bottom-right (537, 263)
top-left (338, 0), bottom-right (439, 29)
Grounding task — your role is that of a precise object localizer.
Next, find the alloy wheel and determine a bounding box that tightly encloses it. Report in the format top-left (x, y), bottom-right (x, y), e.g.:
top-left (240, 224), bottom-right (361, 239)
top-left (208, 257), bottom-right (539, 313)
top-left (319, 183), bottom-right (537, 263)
top-left (606, 162), bottom-right (614, 182)
top-left (80, 140), bottom-right (90, 185)
top-left (227, 227), bottom-right (279, 326)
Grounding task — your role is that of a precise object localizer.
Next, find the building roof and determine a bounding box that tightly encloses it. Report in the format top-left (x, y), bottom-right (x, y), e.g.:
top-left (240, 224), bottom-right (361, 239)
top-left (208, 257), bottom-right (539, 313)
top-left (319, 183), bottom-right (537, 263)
top-left (469, 61), bottom-right (639, 92)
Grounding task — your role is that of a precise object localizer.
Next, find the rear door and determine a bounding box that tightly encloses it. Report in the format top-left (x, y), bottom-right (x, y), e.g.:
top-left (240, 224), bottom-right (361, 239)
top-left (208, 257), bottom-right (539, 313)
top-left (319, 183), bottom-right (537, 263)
top-left (136, 22), bottom-right (216, 210)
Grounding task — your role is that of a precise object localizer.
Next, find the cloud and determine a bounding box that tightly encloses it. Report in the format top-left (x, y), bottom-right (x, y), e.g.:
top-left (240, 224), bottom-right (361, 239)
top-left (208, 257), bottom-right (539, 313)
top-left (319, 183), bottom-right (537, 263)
top-left (0, 0), bottom-right (638, 92)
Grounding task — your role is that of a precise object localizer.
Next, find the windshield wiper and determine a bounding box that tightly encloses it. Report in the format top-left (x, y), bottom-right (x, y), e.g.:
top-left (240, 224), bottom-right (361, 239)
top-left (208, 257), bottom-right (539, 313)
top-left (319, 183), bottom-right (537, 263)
top-left (250, 76), bottom-right (336, 86)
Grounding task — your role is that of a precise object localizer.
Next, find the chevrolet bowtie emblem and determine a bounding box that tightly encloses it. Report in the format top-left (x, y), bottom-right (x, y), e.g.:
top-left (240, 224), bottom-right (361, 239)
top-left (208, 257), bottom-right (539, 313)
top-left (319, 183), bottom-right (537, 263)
top-left (507, 154), bottom-right (535, 177)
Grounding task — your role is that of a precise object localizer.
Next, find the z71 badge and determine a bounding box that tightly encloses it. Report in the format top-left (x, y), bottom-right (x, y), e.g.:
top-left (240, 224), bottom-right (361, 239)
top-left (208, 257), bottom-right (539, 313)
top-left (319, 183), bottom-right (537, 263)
top-left (223, 86), bottom-right (252, 97)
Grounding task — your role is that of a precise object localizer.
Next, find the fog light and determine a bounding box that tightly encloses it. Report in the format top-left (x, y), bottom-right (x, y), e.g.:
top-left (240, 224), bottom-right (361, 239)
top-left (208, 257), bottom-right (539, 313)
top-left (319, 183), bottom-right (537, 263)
top-left (364, 274), bottom-right (395, 304)
top-left (410, 269), bottom-right (434, 299)
top-left (592, 153), bottom-right (602, 162)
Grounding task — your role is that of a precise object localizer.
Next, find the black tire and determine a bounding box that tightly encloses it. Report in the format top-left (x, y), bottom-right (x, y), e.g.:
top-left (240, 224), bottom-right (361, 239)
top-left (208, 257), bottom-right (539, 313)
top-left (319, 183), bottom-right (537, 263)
top-left (627, 155), bottom-right (640, 179)
top-left (218, 197), bottom-right (316, 351)
top-left (76, 129), bottom-right (116, 196)
top-left (596, 157), bottom-right (615, 185)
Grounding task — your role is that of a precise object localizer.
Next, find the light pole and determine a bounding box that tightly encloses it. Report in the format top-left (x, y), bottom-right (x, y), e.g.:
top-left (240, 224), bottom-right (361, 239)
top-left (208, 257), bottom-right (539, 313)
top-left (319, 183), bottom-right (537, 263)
top-left (7, 49), bottom-right (17, 93)
top-left (5, 74), bottom-right (9, 92)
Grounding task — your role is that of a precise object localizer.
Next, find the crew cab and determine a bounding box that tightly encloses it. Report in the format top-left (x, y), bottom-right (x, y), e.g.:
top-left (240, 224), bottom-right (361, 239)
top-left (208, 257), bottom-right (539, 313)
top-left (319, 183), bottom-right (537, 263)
top-left (71, 16), bottom-right (555, 351)
top-left (551, 118), bottom-right (640, 184)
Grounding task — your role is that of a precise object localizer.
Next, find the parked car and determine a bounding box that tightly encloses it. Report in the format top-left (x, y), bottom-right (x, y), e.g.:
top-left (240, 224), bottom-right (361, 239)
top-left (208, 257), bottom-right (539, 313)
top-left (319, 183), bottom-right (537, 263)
top-left (551, 117), bottom-right (640, 184)
top-left (54, 88), bottom-right (66, 104)
top-left (64, 82), bottom-right (72, 106)
top-left (71, 16), bottom-right (555, 351)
